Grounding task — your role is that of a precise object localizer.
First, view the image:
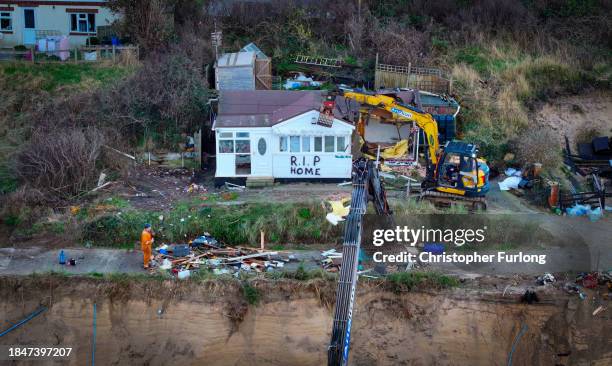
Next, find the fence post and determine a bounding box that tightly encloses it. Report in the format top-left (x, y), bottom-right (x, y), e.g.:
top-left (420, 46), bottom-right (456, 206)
top-left (74, 48), bottom-right (78, 63)
top-left (30, 47), bottom-right (35, 63)
top-left (112, 45), bottom-right (116, 62)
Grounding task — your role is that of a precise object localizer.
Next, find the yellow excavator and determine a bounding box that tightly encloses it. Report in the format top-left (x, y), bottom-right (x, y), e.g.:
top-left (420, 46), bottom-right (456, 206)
top-left (332, 89), bottom-right (490, 210)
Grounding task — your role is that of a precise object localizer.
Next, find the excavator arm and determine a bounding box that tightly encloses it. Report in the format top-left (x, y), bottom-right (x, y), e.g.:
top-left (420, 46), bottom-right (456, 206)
top-left (328, 158), bottom-right (391, 366)
top-left (342, 91), bottom-right (440, 167)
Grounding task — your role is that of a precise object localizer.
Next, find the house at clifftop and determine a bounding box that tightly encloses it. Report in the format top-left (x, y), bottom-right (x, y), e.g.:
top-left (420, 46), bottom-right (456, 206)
top-left (0, 0), bottom-right (119, 47)
top-left (212, 90), bottom-right (355, 186)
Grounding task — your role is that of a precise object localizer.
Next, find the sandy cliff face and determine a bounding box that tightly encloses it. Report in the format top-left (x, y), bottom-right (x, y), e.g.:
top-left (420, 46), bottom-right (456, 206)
top-left (0, 277), bottom-right (610, 366)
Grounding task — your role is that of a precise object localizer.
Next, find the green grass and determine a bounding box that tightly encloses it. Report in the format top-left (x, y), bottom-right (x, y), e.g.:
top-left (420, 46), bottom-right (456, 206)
top-left (1, 63), bottom-right (133, 92)
top-left (81, 201), bottom-right (341, 248)
top-left (0, 164), bottom-right (18, 195)
top-left (385, 271), bottom-right (459, 293)
top-left (242, 282), bottom-right (260, 305)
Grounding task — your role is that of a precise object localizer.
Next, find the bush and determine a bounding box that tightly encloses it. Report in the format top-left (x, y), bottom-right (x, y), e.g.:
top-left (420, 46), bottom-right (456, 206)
top-left (242, 283), bottom-right (260, 305)
top-left (13, 127), bottom-right (105, 202)
top-left (514, 127), bottom-right (563, 170)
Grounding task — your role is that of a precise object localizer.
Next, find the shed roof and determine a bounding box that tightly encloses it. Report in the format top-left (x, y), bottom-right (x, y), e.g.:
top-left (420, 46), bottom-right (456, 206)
top-left (216, 51), bottom-right (256, 68)
top-left (215, 90), bottom-right (357, 128)
top-left (240, 42), bottom-right (268, 59)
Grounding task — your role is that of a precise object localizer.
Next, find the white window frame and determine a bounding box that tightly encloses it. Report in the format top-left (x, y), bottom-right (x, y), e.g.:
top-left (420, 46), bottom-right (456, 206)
top-left (219, 131), bottom-right (252, 155)
top-left (70, 12), bottom-right (96, 33)
top-left (324, 136), bottom-right (335, 153)
top-left (0, 11), bottom-right (12, 31)
top-left (336, 136), bottom-right (347, 152)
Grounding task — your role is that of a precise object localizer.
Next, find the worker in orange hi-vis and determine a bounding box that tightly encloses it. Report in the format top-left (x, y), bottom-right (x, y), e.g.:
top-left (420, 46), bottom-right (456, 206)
top-left (140, 223), bottom-right (154, 269)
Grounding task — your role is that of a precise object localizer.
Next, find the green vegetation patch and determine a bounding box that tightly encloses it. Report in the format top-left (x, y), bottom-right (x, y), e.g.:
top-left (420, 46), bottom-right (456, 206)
top-left (81, 202), bottom-right (341, 248)
top-left (1, 63), bottom-right (132, 92)
top-left (385, 271), bottom-right (459, 293)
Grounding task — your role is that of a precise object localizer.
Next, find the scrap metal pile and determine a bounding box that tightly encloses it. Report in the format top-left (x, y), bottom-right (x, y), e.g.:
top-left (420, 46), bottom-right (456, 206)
top-left (150, 234), bottom-right (296, 279)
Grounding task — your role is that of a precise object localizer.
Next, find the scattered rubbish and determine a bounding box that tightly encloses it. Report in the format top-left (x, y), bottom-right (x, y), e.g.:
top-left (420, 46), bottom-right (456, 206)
top-left (225, 182), bottom-right (245, 191)
top-left (160, 259), bottom-right (172, 270)
top-left (186, 183), bottom-right (207, 193)
top-left (498, 176), bottom-right (522, 191)
top-left (321, 249), bottom-right (343, 272)
top-left (172, 244), bottom-right (190, 257)
top-left (152, 234), bottom-right (295, 278)
top-left (504, 168), bottom-right (522, 177)
top-left (592, 306), bottom-right (605, 316)
top-left (192, 234), bottom-right (220, 249)
top-left (576, 272), bottom-right (598, 289)
top-left (177, 269), bottom-right (191, 280)
top-left (324, 198), bottom-right (350, 225)
top-left (536, 272), bottom-right (555, 286)
top-left (566, 204), bottom-right (603, 221)
top-left (284, 72), bottom-right (322, 89)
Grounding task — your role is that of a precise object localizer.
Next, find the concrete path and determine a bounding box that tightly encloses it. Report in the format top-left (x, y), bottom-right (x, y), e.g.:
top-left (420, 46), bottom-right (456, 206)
top-left (0, 247), bottom-right (324, 276)
top-left (0, 247), bottom-right (143, 275)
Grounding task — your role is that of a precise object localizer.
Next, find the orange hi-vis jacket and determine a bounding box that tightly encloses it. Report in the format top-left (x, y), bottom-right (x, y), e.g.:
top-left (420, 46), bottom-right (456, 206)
top-left (141, 230), bottom-right (153, 268)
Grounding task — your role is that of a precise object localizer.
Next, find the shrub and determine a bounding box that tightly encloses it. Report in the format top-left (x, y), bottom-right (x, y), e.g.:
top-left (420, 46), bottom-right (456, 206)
top-left (242, 283), bottom-right (260, 305)
top-left (13, 127), bottom-right (105, 202)
top-left (514, 127), bottom-right (563, 170)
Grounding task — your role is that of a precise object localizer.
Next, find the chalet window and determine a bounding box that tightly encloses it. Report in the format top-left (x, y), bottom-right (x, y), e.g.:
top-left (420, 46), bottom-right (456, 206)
top-left (336, 136), bottom-right (347, 152)
top-left (279, 136), bottom-right (288, 152)
top-left (289, 136), bottom-right (300, 152)
top-left (314, 137), bottom-right (322, 152)
top-left (219, 140), bottom-right (234, 153)
top-left (257, 138), bottom-right (267, 155)
top-left (70, 13), bottom-right (95, 33)
top-left (302, 136), bottom-right (310, 152)
top-left (324, 136), bottom-right (335, 152)
top-left (0, 12), bottom-right (11, 31)
top-left (219, 131), bottom-right (251, 154)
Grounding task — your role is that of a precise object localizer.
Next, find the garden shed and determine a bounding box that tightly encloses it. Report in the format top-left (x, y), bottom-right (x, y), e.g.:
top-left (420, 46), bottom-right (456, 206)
top-left (215, 43), bottom-right (272, 90)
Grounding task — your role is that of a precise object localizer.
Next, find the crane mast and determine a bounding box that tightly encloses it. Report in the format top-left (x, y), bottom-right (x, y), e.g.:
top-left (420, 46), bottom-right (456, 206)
top-left (328, 158), bottom-right (391, 366)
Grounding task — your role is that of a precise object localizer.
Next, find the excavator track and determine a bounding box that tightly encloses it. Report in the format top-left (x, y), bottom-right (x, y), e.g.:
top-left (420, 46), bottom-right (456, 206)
top-left (420, 189), bottom-right (487, 211)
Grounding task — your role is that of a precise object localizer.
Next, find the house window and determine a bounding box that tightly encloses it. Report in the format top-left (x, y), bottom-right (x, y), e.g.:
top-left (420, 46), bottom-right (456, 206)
top-left (0, 12), bottom-right (11, 31)
top-left (70, 13), bottom-right (95, 33)
top-left (314, 137), bottom-right (322, 152)
top-left (302, 136), bottom-right (310, 152)
top-left (219, 132), bottom-right (234, 153)
top-left (219, 140), bottom-right (234, 153)
top-left (257, 138), bottom-right (267, 155)
top-left (289, 136), bottom-right (300, 152)
top-left (336, 136), bottom-right (347, 152)
top-left (279, 136), bottom-right (288, 152)
top-left (219, 131), bottom-right (250, 154)
top-left (324, 136), bottom-right (335, 152)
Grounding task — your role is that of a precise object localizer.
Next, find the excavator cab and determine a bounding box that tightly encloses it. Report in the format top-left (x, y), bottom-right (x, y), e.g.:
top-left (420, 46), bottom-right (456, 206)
top-left (434, 141), bottom-right (489, 198)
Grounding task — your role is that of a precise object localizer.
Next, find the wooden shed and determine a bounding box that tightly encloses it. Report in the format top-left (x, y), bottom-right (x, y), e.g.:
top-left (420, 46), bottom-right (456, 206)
top-left (215, 44), bottom-right (272, 90)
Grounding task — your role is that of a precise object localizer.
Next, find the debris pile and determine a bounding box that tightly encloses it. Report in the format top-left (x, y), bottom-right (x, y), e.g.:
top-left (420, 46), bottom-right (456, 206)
top-left (151, 234), bottom-right (296, 278)
top-left (320, 249), bottom-right (343, 272)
